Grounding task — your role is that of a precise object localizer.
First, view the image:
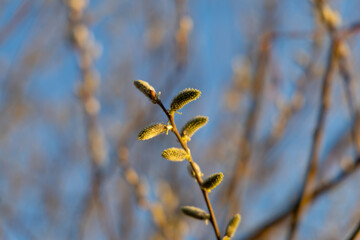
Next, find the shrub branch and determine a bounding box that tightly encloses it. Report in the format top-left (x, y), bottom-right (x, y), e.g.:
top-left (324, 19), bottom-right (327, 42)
top-left (157, 99), bottom-right (222, 239)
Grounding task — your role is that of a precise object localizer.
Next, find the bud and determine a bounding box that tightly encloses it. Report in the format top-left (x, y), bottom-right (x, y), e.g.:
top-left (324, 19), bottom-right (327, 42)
top-left (321, 5), bottom-right (341, 29)
top-left (336, 42), bottom-right (350, 59)
top-left (169, 88), bottom-right (201, 114)
top-left (187, 162), bottom-right (203, 178)
top-left (225, 213), bottom-right (241, 238)
top-left (161, 148), bottom-right (188, 162)
top-left (181, 116), bottom-right (208, 141)
top-left (181, 206), bottom-right (210, 220)
top-left (134, 80), bottom-right (158, 103)
top-left (138, 123), bottom-right (167, 140)
top-left (201, 173), bottom-right (224, 192)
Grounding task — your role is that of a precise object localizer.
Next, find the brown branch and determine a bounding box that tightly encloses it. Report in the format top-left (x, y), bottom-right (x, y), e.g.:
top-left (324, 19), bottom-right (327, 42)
top-left (338, 46), bottom-right (360, 156)
top-left (244, 20), bottom-right (360, 240)
top-left (243, 156), bottom-right (360, 240)
top-left (225, 32), bottom-right (272, 214)
top-left (265, 28), bottom-right (323, 146)
top-left (157, 100), bottom-right (221, 240)
top-left (287, 35), bottom-right (338, 240)
top-left (238, 19), bottom-right (360, 240)
top-left (285, 1), bottom-right (344, 238)
top-left (243, 122), bottom-right (359, 239)
top-left (337, 25), bottom-right (360, 240)
top-left (339, 21), bottom-right (360, 40)
top-left (347, 219), bottom-right (360, 240)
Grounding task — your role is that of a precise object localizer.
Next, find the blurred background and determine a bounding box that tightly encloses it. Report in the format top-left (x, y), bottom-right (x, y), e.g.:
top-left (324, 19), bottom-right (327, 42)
top-left (1, 0), bottom-right (360, 239)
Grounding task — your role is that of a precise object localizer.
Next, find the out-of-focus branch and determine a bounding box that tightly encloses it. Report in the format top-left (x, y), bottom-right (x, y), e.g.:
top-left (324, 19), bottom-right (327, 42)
top-left (156, 99), bottom-right (221, 240)
top-left (337, 44), bottom-right (360, 156)
top-left (287, 2), bottom-right (343, 238)
top-left (225, 31), bottom-right (272, 214)
top-left (174, 0), bottom-right (192, 68)
top-left (225, 0), bottom-right (278, 217)
top-left (65, 1), bottom-right (116, 240)
top-left (337, 25), bottom-right (360, 240)
top-left (287, 36), bottom-right (338, 240)
top-left (242, 156), bottom-right (360, 240)
top-left (266, 28), bottom-right (323, 146)
top-left (118, 146), bottom-right (184, 240)
top-left (241, 17), bottom-right (360, 240)
top-left (339, 21), bottom-right (360, 40)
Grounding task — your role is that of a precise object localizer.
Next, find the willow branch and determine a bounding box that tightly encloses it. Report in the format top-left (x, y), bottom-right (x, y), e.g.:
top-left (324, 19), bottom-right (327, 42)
top-left (338, 49), bottom-right (360, 156)
top-left (337, 25), bottom-right (360, 240)
top-left (347, 219), bottom-right (360, 240)
top-left (157, 100), bottom-right (221, 240)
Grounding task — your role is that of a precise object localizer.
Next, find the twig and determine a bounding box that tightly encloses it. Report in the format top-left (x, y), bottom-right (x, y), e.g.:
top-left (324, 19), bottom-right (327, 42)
top-left (337, 25), bottom-right (360, 240)
top-left (157, 100), bottom-right (221, 240)
top-left (347, 219), bottom-right (360, 240)
top-left (287, 35), bottom-right (338, 240)
top-left (224, 0), bottom-right (278, 216)
top-left (243, 153), bottom-right (360, 240)
top-left (338, 46), bottom-right (360, 156)
top-left (286, 1), bottom-right (343, 238)
top-left (265, 28), bottom-right (323, 146)
top-left (339, 21), bottom-right (360, 40)
top-left (225, 32), bottom-right (272, 214)
top-left (241, 19), bottom-right (360, 240)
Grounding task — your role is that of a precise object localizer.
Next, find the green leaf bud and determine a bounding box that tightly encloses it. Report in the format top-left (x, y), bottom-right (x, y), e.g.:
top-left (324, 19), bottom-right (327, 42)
top-left (187, 162), bottom-right (203, 179)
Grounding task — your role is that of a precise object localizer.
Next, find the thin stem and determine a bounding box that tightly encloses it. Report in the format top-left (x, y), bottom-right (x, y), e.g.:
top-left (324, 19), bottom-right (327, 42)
top-left (338, 49), bottom-right (360, 156)
top-left (347, 219), bottom-right (360, 240)
top-left (157, 99), bottom-right (222, 240)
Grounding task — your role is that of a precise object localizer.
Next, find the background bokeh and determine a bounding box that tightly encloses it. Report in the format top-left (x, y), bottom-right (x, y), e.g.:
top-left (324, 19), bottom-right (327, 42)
top-left (1, 0), bottom-right (360, 239)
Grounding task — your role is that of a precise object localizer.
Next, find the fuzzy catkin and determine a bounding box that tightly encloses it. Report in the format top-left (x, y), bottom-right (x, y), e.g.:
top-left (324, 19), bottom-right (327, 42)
top-left (170, 88), bottom-right (201, 113)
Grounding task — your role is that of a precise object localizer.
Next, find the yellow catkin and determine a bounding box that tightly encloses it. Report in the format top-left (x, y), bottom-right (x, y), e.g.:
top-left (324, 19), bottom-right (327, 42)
top-left (181, 116), bottom-right (208, 141)
top-left (225, 213), bottom-right (241, 238)
top-left (170, 88), bottom-right (201, 114)
top-left (138, 123), bottom-right (167, 140)
top-left (134, 80), bottom-right (158, 103)
top-left (201, 173), bottom-right (224, 192)
top-left (161, 148), bottom-right (188, 161)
